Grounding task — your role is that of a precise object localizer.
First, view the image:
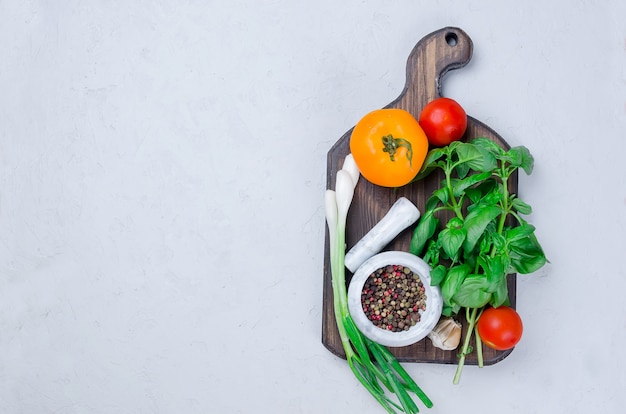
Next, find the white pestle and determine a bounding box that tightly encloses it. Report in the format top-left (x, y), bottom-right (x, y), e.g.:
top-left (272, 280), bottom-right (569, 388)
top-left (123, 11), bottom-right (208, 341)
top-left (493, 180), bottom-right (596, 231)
top-left (344, 197), bottom-right (421, 273)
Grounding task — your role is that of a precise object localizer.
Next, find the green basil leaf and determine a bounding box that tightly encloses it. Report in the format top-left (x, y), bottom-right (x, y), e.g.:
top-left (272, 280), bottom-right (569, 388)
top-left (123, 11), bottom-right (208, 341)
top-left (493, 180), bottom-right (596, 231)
top-left (432, 187), bottom-right (449, 205)
top-left (452, 275), bottom-right (492, 308)
top-left (468, 184), bottom-right (502, 214)
top-left (429, 265), bottom-right (447, 286)
top-left (476, 232), bottom-right (490, 256)
top-left (424, 147), bottom-right (446, 166)
top-left (446, 217), bottom-right (464, 230)
top-left (474, 178), bottom-right (498, 200)
top-left (511, 197), bottom-right (533, 215)
top-left (455, 162), bottom-right (470, 179)
top-left (490, 277), bottom-right (509, 308)
top-left (474, 145), bottom-right (498, 172)
top-left (414, 163), bottom-right (442, 182)
top-left (511, 254), bottom-right (547, 274)
top-left (439, 227), bottom-right (467, 259)
top-left (449, 301), bottom-right (461, 315)
top-left (423, 239), bottom-right (440, 266)
top-left (509, 232), bottom-right (547, 274)
top-left (504, 147), bottom-right (523, 165)
top-left (463, 204), bottom-right (501, 253)
top-left (471, 137), bottom-right (505, 156)
top-left (508, 229), bottom-right (542, 252)
top-left (441, 264), bottom-right (471, 304)
top-left (505, 223), bottom-right (536, 243)
top-left (424, 192), bottom-right (442, 212)
top-left (451, 171), bottom-right (492, 197)
top-left (508, 146), bottom-right (534, 175)
top-left (409, 211), bottom-right (439, 256)
top-left (447, 140), bottom-right (462, 152)
top-left (482, 186), bottom-right (503, 206)
top-left (510, 250), bottom-right (547, 274)
top-left (519, 147), bottom-right (534, 175)
top-left (465, 187), bottom-right (482, 204)
top-left (478, 253), bottom-right (508, 292)
top-left (413, 148), bottom-right (447, 181)
top-left (454, 142), bottom-right (480, 162)
top-left (456, 142), bottom-right (498, 172)
top-left (491, 231), bottom-right (506, 252)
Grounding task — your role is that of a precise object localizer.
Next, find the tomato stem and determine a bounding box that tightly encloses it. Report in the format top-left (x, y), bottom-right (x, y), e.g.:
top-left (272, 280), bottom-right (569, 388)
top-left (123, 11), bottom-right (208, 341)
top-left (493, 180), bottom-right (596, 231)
top-left (381, 134), bottom-right (413, 167)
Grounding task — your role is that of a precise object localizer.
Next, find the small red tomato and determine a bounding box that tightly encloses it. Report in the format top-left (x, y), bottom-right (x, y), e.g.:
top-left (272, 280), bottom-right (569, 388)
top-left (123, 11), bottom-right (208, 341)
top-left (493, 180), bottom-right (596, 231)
top-left (418, 97), bottom-right (467, 146)
top-left (476, 306), bottom-right (523, 351)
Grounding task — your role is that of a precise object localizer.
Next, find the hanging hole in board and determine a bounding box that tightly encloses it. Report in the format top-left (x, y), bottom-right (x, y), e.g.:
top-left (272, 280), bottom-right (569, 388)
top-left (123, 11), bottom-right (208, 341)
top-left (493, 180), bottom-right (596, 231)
top-left (445, 32), bottom-right (458, 46)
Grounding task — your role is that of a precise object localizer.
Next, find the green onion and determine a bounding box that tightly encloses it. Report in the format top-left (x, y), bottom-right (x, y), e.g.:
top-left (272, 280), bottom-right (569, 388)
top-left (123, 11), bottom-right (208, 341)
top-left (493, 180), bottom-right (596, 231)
top-left (325, 154), bottom-right (433, 413)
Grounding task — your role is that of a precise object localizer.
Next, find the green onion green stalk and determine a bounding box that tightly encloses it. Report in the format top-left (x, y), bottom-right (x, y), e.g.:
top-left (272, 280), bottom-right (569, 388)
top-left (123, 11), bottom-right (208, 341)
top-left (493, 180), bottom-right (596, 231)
top-left (325, 154), bottom-right (433, 414)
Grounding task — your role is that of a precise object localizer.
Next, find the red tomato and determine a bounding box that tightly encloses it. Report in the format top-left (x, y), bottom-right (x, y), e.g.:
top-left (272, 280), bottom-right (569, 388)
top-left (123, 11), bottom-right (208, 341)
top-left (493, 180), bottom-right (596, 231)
top-left (476, 306), bottom-right (523, 351)
top-left (418, 97), bottom-right (467, 146)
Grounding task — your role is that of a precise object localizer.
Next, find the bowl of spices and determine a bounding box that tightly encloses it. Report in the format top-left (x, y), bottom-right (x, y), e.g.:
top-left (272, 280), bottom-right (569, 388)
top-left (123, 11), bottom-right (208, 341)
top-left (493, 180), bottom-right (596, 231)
top-left (347, 251), bottom-right (443, 347)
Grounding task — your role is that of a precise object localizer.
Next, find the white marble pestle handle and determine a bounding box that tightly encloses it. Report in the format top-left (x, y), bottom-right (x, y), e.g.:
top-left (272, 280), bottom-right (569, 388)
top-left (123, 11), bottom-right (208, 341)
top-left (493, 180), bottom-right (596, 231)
top-left (344, 197), bottom-right (421, 273)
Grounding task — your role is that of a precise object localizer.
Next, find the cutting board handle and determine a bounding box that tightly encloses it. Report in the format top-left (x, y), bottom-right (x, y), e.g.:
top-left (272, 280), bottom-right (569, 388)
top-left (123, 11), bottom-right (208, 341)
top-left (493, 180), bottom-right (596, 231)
top-left (390, 27), bottom-right (473, 115)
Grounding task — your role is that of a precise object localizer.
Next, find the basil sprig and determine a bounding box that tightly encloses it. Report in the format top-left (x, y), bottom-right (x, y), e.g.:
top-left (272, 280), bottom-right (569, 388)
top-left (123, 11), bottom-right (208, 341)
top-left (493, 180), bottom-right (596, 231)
top-left (410, 138), bottom-right (547, 383)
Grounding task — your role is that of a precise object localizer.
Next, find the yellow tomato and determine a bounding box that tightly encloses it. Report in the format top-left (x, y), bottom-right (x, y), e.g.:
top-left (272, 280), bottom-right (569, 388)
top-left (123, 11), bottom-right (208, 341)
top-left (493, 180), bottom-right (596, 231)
top-left (350, 108), bottom-right (429, 187)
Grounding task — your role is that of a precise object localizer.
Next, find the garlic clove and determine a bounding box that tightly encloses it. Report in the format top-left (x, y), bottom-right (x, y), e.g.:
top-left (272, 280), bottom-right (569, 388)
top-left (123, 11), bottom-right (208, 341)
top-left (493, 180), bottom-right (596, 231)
top-left (427, 317), bottom-right (462, 351)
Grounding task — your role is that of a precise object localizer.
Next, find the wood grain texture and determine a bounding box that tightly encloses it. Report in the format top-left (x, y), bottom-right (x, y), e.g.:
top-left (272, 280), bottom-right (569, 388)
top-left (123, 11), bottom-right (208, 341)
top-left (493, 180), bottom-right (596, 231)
top-left (322, 27), bottom-right (518, 364)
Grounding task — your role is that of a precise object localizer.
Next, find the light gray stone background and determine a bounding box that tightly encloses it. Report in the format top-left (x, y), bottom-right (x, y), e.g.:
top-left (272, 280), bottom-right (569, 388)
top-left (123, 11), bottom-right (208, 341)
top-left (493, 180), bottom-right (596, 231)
top-left (1, 1), bottom-right (625, 413)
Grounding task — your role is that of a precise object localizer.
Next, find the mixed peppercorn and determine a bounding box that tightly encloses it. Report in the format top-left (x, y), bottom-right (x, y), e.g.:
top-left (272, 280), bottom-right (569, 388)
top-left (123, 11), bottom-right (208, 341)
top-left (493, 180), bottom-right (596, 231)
top-left (361, 264), bottom-right (427, 332)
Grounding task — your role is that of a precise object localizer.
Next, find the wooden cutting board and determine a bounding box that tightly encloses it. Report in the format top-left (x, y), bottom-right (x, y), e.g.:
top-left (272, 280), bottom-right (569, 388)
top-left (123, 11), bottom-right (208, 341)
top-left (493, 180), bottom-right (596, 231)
top-left (322, 27), bottom-right (518, 365)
